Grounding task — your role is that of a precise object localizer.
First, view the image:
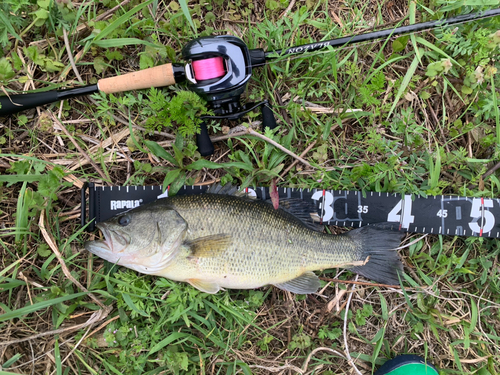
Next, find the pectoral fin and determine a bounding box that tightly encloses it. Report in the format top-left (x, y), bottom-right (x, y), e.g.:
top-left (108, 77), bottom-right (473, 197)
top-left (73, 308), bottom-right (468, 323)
top-left (185, 234), bottom-right (232, 258)
top-left (188, 279), bottom-right (221, 294)
top-left (273, 272), bottom-right (321, 294)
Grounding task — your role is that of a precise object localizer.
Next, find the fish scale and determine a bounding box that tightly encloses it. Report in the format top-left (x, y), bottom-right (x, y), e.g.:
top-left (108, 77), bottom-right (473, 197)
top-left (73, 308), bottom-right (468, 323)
top-left (85, 191), bottom-right (404, 294)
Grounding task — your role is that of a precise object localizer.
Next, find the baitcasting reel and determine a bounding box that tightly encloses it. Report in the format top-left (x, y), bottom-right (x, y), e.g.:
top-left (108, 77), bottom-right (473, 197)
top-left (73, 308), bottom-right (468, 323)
top-left (181, 35), bottom-right (275, 155)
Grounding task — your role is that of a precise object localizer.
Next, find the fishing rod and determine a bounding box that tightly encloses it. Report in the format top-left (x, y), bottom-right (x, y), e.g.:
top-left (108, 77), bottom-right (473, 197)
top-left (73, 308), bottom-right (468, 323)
top-left (2, 8), bottom-right (500, 155)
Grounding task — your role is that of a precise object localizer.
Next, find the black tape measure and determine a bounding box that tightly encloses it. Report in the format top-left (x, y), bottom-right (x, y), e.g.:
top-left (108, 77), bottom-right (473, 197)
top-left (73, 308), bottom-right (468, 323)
top-left (81, 183), bottom-right (500, 238)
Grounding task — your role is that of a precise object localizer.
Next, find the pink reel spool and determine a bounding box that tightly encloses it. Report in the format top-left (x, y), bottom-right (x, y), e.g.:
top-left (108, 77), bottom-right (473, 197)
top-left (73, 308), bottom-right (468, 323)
top-left (192, 57), bottom-right (225, 81)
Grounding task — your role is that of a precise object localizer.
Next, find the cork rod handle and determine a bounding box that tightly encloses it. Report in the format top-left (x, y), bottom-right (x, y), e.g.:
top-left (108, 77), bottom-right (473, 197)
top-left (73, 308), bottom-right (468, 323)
top-left (97, 63), bottom-right (176, 94)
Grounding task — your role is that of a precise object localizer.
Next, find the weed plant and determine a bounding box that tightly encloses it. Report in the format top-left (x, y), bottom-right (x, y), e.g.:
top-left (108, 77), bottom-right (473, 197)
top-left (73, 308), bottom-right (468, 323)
top-left (1, 0), bottom-right (500, 374)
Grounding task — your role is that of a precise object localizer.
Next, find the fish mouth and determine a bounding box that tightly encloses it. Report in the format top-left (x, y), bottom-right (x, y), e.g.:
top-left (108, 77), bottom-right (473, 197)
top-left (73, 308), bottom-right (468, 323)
top-left (84, 224), bottom-right (130, 260)
top-left (84, 238), bottom-right (113, 261)
top-left (99, 224), bottom-right (131, 253)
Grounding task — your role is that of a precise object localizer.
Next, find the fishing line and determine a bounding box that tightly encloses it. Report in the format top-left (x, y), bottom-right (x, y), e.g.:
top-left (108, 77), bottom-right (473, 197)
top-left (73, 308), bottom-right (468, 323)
top-left (192, 57), bottom-right (226, 80)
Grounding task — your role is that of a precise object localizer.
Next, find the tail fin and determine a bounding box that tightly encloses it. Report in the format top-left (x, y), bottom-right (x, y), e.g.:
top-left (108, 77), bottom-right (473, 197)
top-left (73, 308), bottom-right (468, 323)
top-left (344, 224), bottom-right (404, 285)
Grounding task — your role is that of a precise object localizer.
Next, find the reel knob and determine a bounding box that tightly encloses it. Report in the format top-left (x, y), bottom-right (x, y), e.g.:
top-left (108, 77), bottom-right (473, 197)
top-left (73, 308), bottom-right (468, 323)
top-left (196, 121), bottom-right (215, 156)
top-left (261, 103), bottom-right (277, 130)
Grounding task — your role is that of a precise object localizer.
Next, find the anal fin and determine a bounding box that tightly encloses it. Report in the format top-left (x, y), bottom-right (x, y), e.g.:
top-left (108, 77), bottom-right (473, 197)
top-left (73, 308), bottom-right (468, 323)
top-left (273, 272), bottom-right (321, 294)
top-left (188, 279), bottom-right (221, 294)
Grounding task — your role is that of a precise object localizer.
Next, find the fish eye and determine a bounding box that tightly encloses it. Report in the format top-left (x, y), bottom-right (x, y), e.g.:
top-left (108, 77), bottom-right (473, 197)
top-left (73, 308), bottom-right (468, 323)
top-left (118, 215), bottom-right (131, 226)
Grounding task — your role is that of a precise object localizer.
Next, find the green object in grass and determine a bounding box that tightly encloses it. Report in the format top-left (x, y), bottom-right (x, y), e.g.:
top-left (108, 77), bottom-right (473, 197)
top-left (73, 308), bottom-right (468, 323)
top-left (381, 364), bottom-right (438, 375)
top-left (374, 355), bottom-right (439, 375)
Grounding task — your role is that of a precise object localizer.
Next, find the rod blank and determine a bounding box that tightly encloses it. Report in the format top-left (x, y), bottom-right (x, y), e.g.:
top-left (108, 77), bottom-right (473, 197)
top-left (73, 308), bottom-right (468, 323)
top-left (265, 8), bottom-right (500, 58)
top-left (0, 85), bottom-right (99, 116)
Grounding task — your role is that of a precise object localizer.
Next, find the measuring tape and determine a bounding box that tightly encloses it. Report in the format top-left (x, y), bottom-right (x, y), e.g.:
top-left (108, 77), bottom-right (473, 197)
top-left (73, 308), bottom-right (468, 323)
top-left (81, 183), bottom-right (500, 238)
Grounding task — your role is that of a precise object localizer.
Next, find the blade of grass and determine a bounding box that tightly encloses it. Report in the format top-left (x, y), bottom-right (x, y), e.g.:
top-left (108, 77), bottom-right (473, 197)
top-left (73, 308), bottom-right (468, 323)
top-left (415, 36), bottom-right (461, 66)
top-left (379, 293), bottom-right (389, 321)
top-left (122, 293), bottom-right (150, 317)
top-left (465, 297), bottom-right (478, 350)
top-left (387, 54), bottom-right (419, 118)
top-left (0, 154), bottom-right (54, 165)
top-left (84, 0), bottom-right (154, 45)
top-left (443, 76), bottom-right (465, 104)
top-left (441, 0), bottom-right (498, 11)
top-left (0, 257), bottom-right (25, 280)
top-left (178, 0), bottom-right (197, 35)
top-left (371, 326), bottom-right (385, 373)
top-left (55, 339), bottom-right (62, 375)
top-left (399, 274), bottom-right (415, 310)
top-left (0, 292), bottom-right (87, 322)
top-left (0, 11), bottom-right (22, 42)
top-left (0, 174), bottom-right (44, 183)
top-left (152, 0), bottom-right (159, 16)
top-left (409, 1), bottom-right (422, 64)
top-left (148, 332), bottom-right (198, 355)
top-left (1, 353), bottom-right (22, 369)
top-left (72, 349), bottom-right (100, 375)
top-left (428, 145), bottom-right (441, 189)
top-left (93, 38), bottom-right (162, 48)
top-left (0, 279), bottom-right (26, 291)
top-left (186, 159), bottom-right (254, 171)
top-left (491, 76), bottom-right (500, 145)
top-left (14, 181), bottom-right (29, 243)
top-left (363, 54), bottom-right (409, 86)
top-left (433, 235), bottom-right (445, 270)
top-left (451, 344), bottom-right (465, 373)
top-left (92, 353), bottom-right (124, 375)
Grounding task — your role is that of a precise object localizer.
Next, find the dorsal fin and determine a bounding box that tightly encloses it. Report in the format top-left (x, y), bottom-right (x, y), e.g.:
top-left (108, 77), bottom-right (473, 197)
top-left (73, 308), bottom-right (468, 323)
top-left (270, 198), bottom-right (324, 232)
top-left (206, 183), bottom-right (240, 196)
top-left (205, 183), bottom-right (255, 199)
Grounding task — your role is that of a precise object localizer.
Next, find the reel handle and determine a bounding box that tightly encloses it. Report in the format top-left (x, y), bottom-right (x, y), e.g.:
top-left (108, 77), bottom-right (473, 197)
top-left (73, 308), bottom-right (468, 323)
top-left (196, 101), bottom-right (277, 156)
top-left (196, 121), bottom-right (215, 156)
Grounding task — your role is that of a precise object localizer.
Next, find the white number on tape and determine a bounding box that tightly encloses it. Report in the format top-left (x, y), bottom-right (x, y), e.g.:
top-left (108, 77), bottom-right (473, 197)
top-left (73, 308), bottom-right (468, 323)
top-left (311, 191), bottom-right (334, 222)
top-left (436, 209), bottom-right (448, 218)
top-left (357, 205), bottom-right (368, 213)
top-left (387, 195), bottom-right (415, 229)
top-left (468, 198), bottom-right (494, 234)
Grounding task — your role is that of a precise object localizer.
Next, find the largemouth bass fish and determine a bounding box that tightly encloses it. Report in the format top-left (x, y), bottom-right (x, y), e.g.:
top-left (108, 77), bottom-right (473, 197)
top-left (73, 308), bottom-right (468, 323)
top-left (85, 186), bottom-right (403, 294)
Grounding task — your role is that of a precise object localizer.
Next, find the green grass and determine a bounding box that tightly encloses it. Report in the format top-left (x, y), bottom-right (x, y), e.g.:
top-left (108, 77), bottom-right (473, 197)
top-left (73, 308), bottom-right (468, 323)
top-left (1, 0), bottom-right (500, 374)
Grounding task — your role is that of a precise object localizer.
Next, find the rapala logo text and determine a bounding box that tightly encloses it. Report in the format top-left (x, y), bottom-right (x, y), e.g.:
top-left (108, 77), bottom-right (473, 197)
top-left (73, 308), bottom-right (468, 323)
top-left (110, 199), bottom-right (142, 210)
